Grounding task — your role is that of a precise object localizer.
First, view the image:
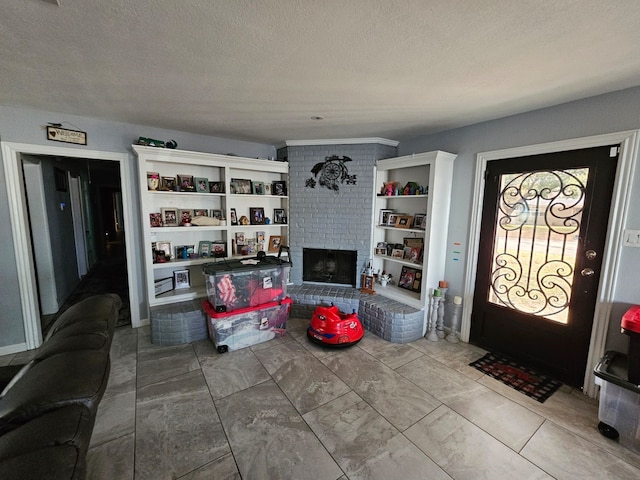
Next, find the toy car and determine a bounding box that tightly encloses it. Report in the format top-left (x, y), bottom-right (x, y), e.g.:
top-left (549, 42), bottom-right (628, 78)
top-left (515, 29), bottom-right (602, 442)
top-left (307, 304), bottom-right (364, 347)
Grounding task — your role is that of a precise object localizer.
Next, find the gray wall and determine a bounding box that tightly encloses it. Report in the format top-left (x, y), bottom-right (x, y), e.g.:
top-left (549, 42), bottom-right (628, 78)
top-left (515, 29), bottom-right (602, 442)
top-left (283, 143), bottom-right (397, 286)
top-left (397, 86), bottom-right (640, 351)
top-left (0, 104), bottom-right (275, 349)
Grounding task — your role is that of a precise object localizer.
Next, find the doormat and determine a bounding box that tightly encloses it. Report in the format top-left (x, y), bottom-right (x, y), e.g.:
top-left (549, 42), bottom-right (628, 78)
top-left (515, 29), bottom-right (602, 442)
top-left (469, 352), bottom-right (563, 403)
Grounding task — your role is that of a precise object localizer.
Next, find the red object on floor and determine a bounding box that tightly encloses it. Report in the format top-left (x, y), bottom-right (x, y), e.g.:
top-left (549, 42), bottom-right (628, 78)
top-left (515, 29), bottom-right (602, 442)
top-left (307, 304), bottom-right (364, 347)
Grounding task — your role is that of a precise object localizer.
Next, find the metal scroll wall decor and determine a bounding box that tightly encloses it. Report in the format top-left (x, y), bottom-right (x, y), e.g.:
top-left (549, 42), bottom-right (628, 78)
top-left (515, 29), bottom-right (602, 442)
top-left (489, 168), bottom-right (588, 323)
top-left (305, 155), bottom-right (357, 192)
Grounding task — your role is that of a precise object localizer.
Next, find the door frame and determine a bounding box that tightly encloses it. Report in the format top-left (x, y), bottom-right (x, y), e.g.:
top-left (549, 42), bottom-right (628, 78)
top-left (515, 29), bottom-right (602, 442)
top-left (461, 130), bottom-right (639, 397)
top-left (68, 173), bottom-right (89, 278)
top-left (1, 141), bottom-right (141, 350)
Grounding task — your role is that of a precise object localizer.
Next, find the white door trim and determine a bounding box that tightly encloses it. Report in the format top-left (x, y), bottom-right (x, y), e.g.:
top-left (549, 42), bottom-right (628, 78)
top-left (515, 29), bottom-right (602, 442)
top-left (69, 174), bottom-right (89, 278)
top-left (461, 130), bottom-right (639, 397)
top-left (1, 141), bottom-right (141, 350)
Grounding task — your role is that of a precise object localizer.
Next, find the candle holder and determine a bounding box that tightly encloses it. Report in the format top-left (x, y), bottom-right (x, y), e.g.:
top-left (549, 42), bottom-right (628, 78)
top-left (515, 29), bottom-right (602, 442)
top-left (446, 296), bottom-right (463, 343)
top-left (436, 287), bottom-right (447, 338)
top-left (427, 289), bottom-right (441, 341)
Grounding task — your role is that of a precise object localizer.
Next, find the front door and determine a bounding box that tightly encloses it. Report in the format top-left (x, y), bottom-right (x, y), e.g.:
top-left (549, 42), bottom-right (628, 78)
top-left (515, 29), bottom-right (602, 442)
top-left (470, 145), bottom-right (618, 386)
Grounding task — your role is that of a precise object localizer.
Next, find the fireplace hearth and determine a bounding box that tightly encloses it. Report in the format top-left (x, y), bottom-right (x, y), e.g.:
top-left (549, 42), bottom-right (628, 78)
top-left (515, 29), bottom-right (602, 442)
top-left (303, 248), bottom-right (357, 287)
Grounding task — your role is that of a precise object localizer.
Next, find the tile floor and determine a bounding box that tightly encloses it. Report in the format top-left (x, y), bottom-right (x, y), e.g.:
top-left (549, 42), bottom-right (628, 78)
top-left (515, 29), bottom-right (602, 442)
top-left (4, 316), bottom-right (640, 479)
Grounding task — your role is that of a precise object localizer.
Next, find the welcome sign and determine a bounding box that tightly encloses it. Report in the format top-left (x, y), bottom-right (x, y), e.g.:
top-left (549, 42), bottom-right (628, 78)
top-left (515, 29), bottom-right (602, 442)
top-left (46, 126), bottom-right (87, 145)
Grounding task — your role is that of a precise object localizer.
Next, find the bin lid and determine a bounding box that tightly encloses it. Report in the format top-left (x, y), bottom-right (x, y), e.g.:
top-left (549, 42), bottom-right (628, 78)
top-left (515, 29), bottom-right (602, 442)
top-left (594, 351), bottom-right (640, 392)
top-left (621, 305), bottom-right (640, 334)
top-left (202, 255), bottom-right (291, 275)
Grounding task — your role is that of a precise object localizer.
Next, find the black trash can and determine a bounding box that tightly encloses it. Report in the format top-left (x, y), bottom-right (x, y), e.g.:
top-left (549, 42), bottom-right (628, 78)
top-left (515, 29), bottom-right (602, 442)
top-left (621, 305), bottom-right (640, 385)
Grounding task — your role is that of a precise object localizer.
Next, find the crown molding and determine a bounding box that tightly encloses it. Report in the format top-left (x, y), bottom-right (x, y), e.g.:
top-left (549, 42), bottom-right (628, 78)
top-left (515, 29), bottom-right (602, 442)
top-left (279, 137), bottom-right (399, 148)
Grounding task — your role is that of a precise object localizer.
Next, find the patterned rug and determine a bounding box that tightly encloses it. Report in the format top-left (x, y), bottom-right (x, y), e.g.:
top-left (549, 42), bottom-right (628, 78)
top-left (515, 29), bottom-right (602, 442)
top-left (469, 352), bottom-right (563, 403)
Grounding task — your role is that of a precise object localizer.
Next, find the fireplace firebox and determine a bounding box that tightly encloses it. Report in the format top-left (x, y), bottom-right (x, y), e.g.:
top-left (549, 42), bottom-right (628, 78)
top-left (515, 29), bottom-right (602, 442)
top-left (303, 248), bottom-right (357, 286)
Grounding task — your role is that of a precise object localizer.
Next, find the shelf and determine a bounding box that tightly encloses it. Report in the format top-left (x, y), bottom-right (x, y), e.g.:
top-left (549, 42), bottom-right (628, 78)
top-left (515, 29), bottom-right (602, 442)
top-left (149, 225), bottom-right (227, 233)
top-left (148, 190), bottom-right (225, 197)
top-left (373, 283), bottom-right (422, 309)
top-left (229, 194), bottom-right (288, 199)
top-left (152, 257), bottom-right (218, 270)
top-left (377, 194), bottom-right (428, 199)
top-left (374, 254), bottom-right (423, 269)
top-left (375, 225), bottom-right (425, 234)
top-left (152, 285), bottom-right (207, 306)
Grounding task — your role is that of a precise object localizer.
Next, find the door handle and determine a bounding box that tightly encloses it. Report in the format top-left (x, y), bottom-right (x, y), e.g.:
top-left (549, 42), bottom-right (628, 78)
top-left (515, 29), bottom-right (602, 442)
top-left (581, 268), bottom-right (595, 277)
top-left (585, 250), bottom-right (597, 260)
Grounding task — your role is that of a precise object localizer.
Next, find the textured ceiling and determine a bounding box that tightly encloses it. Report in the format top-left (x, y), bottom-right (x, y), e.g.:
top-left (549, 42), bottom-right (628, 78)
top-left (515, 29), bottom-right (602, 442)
top-left (3, 1), bottom-right (640, 144)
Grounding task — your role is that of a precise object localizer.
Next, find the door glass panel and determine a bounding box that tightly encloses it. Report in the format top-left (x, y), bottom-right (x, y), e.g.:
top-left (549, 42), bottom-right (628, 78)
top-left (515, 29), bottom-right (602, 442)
top-left (488, 168), bottom-right (588, 324)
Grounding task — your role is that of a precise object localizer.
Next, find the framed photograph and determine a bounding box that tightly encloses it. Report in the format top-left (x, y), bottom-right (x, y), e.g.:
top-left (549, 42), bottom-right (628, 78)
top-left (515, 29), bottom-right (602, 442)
top-left (209, 181), bottom-right (224, 193)
top-left (391, 248), bottom-right (405, 259)
top-left (175, 245), bottom-right (195, 259)
top-left (235, 232), bottom-right (246, 245)
top-left (375, 241), bottom-right (387, 255)
top-left (272, 181), bottom-right (287, 196)
top-left (404, 237), bottom-right (424, 248)
top-left (229, 181), bottom-right (238, 194)
top-left (387, 213), bottom-right (400, 227)
top-left (264, 183), bottom-right (272, 195)
top-left (252, 181), bottom-right (265, 195)
top-left (273, 208), bottom-right (286, 224)
top-left (404, 246), bottom-right (422, 263)
top-left (154, 241), bottom-right (172, 261)
top-left (209, 209), bottom-right (224, 219)
top-left (413, 213), bottom-right (426, 229)
top-left (198, 240), bottom-right (212, 257)
top-left (231, 178), bottom-right (252, 194)
top-left (178, 209), bottom-right (192, 225)
top-left (177, 174), bottom-right (194, 192)
top-left (161, 208), bottom-right (178, 227)
top-left (161, 176), bottom-right (176, 191)
top-left (250, 207), bottom-right (265, 225)
top-left (173, 269), bottom-right (191, 289)
top-left (211, 240), bottom-right (227, 258)
top-left (379, 209), bottom-right (394, 226)
top-left (256, 231), bottom-right (265, 244)
top-left (147, 171), bottom-right (160, 191)
top-left (360, 274), bottom-right (375, 294)
top-left (149, 212), bottom-right (162, 227)
top-left (230, 208), bottom-right (238, 225)
top-left (398, 266), bottom-right (422, 293)
top-left (268, 235), bottom-right (282, 252)
top-left (195, 177), bottom-right (209, 192)
top-left (395, 215), bottom-right (413, 229)
top-left (193, 209), bottom-right (208, 217)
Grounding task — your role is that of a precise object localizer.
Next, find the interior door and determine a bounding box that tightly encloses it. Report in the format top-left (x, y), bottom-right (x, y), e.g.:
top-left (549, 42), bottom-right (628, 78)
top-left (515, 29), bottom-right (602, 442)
top-left (470, 145), bottom-right (618, 386)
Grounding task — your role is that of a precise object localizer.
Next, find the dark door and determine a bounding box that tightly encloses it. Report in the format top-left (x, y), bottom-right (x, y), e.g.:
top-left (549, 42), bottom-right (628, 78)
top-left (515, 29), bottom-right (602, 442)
top-left (470, 145), bottom-right (618, 386)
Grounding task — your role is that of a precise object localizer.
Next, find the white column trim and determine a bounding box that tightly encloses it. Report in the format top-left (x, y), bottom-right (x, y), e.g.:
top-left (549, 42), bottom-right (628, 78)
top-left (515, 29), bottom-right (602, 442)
top-left (461, 130), bottom-right (639, 397)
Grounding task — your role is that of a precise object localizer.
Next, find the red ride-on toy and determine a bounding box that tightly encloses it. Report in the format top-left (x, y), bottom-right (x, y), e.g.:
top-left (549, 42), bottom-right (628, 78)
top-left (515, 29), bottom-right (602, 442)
top-left (307, 304), bottom-right (364, 347)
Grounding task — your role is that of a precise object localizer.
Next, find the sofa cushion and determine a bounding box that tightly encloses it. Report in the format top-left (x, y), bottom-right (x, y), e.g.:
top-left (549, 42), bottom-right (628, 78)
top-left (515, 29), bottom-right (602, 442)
top-left (0, 351), bottom-right (110, 435)
top-left (45, 294), bottom-right (121, 342)
top-left (0, 405), bottom-right (93, 462)
top-left (0, 360), bottom-right (35, 398)
top-left (0, 364), bottom-right (28, 396)
top-left (0, 445), bottom-right (83, 480)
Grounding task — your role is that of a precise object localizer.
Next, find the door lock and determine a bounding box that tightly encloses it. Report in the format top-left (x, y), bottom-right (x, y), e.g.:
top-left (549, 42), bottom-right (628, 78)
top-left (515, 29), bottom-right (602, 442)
top-left (581, 268), bottom-right (595, 277)
top-left (585, 250), bottom-right (597, 260)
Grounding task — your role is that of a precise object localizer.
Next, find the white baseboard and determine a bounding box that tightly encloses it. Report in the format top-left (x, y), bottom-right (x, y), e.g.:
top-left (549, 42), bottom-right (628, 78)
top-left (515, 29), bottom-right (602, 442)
top-left (0, 342), bottom-right (28, 356)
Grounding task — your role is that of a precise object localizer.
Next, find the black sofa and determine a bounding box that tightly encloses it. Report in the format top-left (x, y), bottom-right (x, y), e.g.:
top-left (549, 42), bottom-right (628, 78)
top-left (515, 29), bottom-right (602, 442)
top-left (0, 294), bottom-right (121, 480)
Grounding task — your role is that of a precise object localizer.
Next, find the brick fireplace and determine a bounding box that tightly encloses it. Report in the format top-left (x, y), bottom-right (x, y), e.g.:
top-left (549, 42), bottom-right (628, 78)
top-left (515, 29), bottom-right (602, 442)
top-left (278, 140), bottom-right (397, 288)
top-left (303, 248), bottom-right (357, 286)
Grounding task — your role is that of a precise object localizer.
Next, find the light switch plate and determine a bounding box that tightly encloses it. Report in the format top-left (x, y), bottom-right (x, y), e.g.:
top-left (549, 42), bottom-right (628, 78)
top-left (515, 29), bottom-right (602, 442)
top-left (623, 229), bottom-right (640, 247)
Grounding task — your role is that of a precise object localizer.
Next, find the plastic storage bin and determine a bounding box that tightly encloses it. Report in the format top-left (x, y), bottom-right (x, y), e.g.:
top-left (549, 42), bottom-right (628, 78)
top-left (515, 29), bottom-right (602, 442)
top-left (202, 254), bottom-right (291, 313)
top-left (594, 351), bottom-right (640, 453)
top-left (621, 305), bottom-right (640, 384)
top-left (203, 297), bottom-right (291, 353)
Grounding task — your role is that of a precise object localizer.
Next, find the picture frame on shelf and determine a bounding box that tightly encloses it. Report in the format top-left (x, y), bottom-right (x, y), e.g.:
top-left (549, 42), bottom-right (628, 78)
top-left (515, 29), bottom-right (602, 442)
top-left (252, 181), bottom-right (265, 195)
top-left (250, 207), bottom-right (265, 225)
top-left (229, 181), bottom-right (238, 194)
top-left (193, 209), bottom-right (208, 217)
top-left (395, 215), bottom-right (413, 229)
top-left (235, 232), bottom-right (246, 246)
top-left (379, 209), bottom-right (394, 226)
top-left (273, 208), bottom-right (286, 224)
top-left (256, 231), bottom-right (265, 244)
top-left (178, 209), bottom-right (192, 225)
top-left (231, 178), bottom-right (252, 194)
top-left (149, 212), bottom-right (162, 227)
top-left (147, 171), bottom-right (160, 191)
top-left (398, 266), bottom-right (422, 292)
top-left (230, 208), bottom-right (238, 225)
top-left (404, 246), bottom-right (422, 263)
top-left (209, 209), bottom-right (224, 219)
top-left (209, 181), bottom-right (224, 193)
top-left (195, 177), bottom-right (209, 192)
top-left (272, 181), bottom-right (287, 196)
top-left (199, 240), bottom-right (212, 257)
top-left (161, 208), bottom-right (178, 227)
top-left (177, 174), bottom-right (195, 192)
top-left (264, 183), bottom-right (271, 195)
top-left (360, 274), bottom-right (375, 294)
top-left (413, 213), bottom-right (426, 229)
top-left (175, 245), bottom-right (195, 259)
top-left (155, 240), bottom-right (173, 261)
top-left (161, 176), bottom-right (176, 191)
top-left (375, 241), bottom-right (387, 255)
top-left (268, 235), bottom-right (282, 252)
top-left (211, 241), bottom-right (227, 258)
top-left (173, 269), bottom-right (191, 290)
top-left (387, 213), bottom-right (400, 227)
top-left (391, 248), bottom-right (404, 259)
